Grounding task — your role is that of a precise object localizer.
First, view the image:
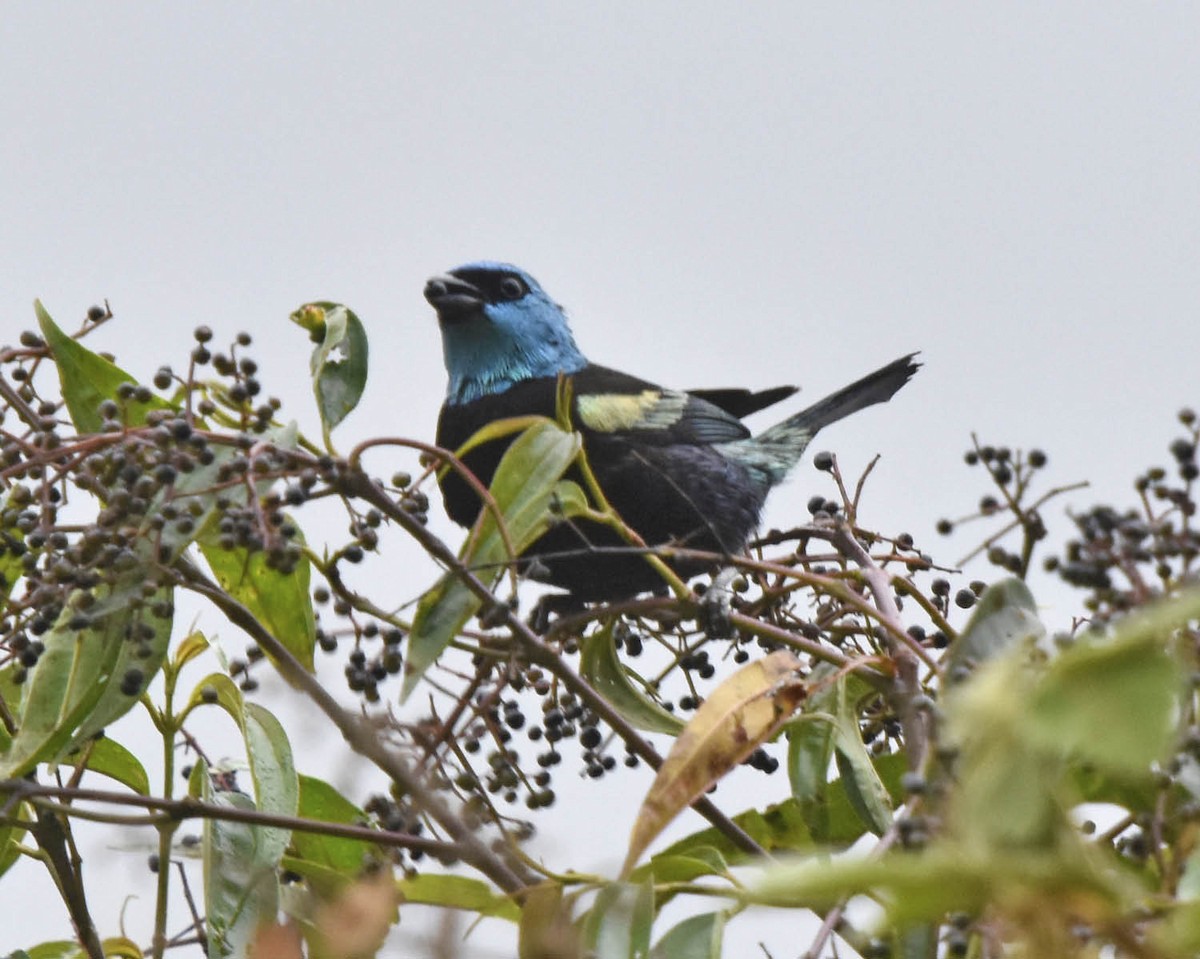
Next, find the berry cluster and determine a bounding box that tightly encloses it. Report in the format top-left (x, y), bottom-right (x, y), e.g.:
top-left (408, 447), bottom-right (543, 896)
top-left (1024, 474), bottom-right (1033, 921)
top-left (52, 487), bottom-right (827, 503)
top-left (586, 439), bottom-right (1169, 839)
top-left (1044, 409), bottom-right (1199, 620)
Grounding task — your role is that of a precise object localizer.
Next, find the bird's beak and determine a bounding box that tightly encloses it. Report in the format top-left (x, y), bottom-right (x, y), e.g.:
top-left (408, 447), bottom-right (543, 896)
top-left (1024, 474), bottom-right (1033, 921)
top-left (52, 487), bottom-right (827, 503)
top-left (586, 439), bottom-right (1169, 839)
top-left (424, 274), bottom-right (485, 323)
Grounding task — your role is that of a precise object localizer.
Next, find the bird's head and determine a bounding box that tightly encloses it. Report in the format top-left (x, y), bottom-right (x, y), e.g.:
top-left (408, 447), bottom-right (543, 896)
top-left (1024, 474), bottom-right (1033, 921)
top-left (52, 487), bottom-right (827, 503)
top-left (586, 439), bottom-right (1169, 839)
top-left (425, 262), bottom-right (587, 405)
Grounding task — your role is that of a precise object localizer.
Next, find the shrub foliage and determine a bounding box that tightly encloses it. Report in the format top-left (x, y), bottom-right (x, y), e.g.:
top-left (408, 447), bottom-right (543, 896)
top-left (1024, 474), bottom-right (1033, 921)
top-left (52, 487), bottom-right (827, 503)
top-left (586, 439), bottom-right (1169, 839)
top-left (0, 301), bottom-right (1198, 958)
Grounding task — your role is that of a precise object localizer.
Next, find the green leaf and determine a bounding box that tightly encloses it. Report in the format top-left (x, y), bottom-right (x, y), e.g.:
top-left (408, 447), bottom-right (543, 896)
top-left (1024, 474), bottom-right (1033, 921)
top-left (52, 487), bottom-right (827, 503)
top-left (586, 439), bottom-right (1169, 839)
top-left (22, 943), bottom-right (84, 959)
top-left (752, 845), bottom-right (1123, 927)
top-left (0, 577), bottom-right (171, 778)
top-left (291, 302), bottom-right (369, 438)
top-left (946, 653), bottom-right (1067, 849)
top-left (69, 584), bottom-right (173, 748)
top-left (0, 664), bottom-right (20, 753)
top-left (184, 672), bottom-right (244, 719)
top-left (291, 775), bottom-right (374, 882)
top-left (397, 873), bottom-right (520, 921)
top-left (241, 703), bottom-right (298, 864)
top-left (0, 800), bottom-right (31, 880)
top-left (787, 713), bottom-right (836, 805)
top-left (0, 488), bottom-right (26, 608)
top-left (656, 797), bottom-right (815, 866)
top-left (198, 758), bottom-right (280, 959)
top-left (518, 882), bottom-right (578, 959)
top-left (894, 924), bottom-right (939, 959)
top-left (199, 524), bottom-right (316, 672)
top-left (830, 676), bottom-right (893, 836)
top-left (649, 911), bottom-right (726, 959)
top-left (173, 630), bottom-right (210, 672)
top-left (74, 736), bottom-right (151, 795)
top-left (403, 420), bottom-right (584, 701)
top-left (580, 624), bottom-right (683, 735)
top-left (1027, 629), bottom-right (1181, 775)
top-left (163, 422), bottom-right (297, 565)
top-left (630, 845), bottom-right (730, 885)
top-left (787, 665), bottom-right (851, 833)
top-left (946, 577), bottom-right (1045, 677)
top-left (35, 300), bottom-right (173, 432)
top-left (184, 678), bottom-right (298, 869)
top-left (583, 881), bottom-right (654, 959)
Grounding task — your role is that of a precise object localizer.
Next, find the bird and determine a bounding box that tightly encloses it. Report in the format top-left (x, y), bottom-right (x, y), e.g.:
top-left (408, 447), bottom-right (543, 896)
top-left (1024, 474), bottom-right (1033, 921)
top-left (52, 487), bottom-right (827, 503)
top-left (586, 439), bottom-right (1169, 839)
top-left (425, 261), bottom-right (918, 602)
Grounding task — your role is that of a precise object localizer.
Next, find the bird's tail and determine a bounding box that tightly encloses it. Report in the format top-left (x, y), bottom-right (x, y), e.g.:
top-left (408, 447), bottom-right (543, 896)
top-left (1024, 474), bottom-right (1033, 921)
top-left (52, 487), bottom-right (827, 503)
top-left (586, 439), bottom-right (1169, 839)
top-left (726, 353), bottom-right (920, 484)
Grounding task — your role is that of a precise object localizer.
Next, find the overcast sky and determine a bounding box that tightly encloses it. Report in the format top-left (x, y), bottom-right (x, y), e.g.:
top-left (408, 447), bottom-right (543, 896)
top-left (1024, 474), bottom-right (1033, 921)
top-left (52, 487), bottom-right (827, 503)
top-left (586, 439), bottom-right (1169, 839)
top-left (4, 5), bottom-right (1200, 956)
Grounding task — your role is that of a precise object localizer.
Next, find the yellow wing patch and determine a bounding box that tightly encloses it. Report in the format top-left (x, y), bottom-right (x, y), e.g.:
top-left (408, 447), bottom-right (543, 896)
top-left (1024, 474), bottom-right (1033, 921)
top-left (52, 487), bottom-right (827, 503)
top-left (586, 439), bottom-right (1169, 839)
top-left (576, 390), bottom-right (688, 433)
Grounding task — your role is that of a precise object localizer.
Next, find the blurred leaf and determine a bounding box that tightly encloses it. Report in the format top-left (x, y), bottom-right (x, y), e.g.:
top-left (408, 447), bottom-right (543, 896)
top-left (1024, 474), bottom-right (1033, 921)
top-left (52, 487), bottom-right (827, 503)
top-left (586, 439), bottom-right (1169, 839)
top-left (649, 911), bottom-right (726, 959)
top-left (583, 882), bottom-right (654, 959)
top-left (894, 925), bottom-right (938, 959)
top-left (580, 624), bottom-right (683, 735)
top-left (946, 577), bottom-right (1045, 677)
top-left (36, 300), bottom-right (173, 432)
top-left (173, 630), bottom-right (210, 672)
top-left (1155, 897), bottom-right (1200, 955)
top-left (291, 775), bottom-right (374, 882)
top-left (247, 924), bottom-right (302, 959)
top-left (1071, 761), bottom-right (1158, 811)
top-left (74, 736), bottom-right (150, 795)
top-left (947, 591), bottom-right (1193, 855)
top-left (397, 874), bottom-right (520, 921)
top-left (291, 302), bottom-right (369, 437)
top-left (199, 758), bottom-right (280, 959)
top-left (22, 944), bottom-right (83, 959)
top-left (312, 871), bottom-right (396, 959)
top-left (752, 845), bottom-right (1124, 927)
top-left (1027, 629), bottom-right (1181, 775)
top-left (184, 672), bottom-right (244, 719)
top-left (404, 420), bottom-right (584, 701)
top-left (199, 524), bottom-right (316, 672)
top-left (0, 800), bottom-right (31, 880)
top-left (657, 797), bottom-right (814, 866)
top-left (621, 651), bottom-right (806, 876)
top-left (947, 654), bottom-right (1068, 848)
top-left (518, 881), bottom-right (581, 959)
top-left (630, 845), bottom-right (730, 885)
top-left (100, 939), bottom-right (143, 958)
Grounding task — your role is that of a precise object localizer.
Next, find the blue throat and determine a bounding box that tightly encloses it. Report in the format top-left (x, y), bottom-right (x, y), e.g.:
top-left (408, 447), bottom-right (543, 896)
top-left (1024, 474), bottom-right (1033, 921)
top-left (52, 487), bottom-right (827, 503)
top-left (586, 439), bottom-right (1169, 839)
top-left (442, 319), bottom-right (587, 405)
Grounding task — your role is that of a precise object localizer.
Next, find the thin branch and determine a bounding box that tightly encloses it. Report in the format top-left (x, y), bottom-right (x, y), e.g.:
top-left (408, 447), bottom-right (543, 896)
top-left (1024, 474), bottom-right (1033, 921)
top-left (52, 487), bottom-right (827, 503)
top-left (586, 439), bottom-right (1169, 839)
top-left (170, 559), bottom-right (531, 894)
top-left (828, 524), bottom-right (930, 774)
top-left (1, 780), bottom-right (462, 856)
top-left (341, 470), bottom-right (768, 860)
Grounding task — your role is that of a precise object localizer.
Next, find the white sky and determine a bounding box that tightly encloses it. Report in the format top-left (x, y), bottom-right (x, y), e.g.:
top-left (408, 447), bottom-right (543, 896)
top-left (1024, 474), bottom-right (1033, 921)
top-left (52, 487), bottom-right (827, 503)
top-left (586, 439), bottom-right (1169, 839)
top-left (3, 5), bottom-right (1200, 957)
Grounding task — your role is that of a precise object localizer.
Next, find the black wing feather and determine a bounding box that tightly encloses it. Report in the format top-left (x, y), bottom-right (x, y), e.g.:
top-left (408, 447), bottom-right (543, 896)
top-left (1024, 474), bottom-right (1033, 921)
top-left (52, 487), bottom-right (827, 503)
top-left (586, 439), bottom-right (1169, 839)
top-left (687, 384), bottom-right (798, 418)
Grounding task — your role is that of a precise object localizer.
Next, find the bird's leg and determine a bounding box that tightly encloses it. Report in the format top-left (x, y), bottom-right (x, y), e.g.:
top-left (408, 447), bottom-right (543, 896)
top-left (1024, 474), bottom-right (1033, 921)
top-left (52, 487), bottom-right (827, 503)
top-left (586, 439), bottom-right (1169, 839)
top-left (699, 566), bottom-right (740, 639)
top-left (528, 592), bottom-right (586, 634)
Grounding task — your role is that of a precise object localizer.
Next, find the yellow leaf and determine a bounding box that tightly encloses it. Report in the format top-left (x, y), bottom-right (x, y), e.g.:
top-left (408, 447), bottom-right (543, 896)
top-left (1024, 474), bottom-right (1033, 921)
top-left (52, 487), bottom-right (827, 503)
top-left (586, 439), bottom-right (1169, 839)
top-left (621, 651), bottom-right (806, 876)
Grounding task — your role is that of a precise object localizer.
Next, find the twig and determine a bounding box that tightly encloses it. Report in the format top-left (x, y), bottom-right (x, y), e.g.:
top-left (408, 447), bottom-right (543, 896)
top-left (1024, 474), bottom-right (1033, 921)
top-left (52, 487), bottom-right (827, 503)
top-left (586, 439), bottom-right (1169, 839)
top-left (828, 524), bottom-right (931, 774)
top-left (1, 780), bottom-right (464, 856)
top-left (341, 470), bottom-right (768, 860)
top-left (171, 559), bottom-right (531, 894)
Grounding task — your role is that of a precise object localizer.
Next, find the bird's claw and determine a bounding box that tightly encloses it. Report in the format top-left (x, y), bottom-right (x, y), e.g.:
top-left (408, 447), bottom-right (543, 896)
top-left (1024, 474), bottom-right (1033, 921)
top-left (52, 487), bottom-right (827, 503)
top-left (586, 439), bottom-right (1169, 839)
top-left (699, 566), bottom-right (740, 638)
top-left (528, 593), bottom-right (586, 634)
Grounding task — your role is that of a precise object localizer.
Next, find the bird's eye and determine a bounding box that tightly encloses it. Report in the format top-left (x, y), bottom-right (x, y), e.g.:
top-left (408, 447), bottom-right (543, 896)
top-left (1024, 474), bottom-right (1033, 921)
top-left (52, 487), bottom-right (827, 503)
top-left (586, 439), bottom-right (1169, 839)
top-left (498, 276), bottom-right (526, 300)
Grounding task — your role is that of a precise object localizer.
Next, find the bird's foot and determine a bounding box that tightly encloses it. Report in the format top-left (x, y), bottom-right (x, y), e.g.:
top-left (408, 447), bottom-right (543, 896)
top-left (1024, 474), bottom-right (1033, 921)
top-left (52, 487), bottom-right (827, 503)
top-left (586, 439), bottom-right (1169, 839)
top-left (528, 593), bottom-right (586, 634)
top-left (699, 566), bottom-right (741, 639)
